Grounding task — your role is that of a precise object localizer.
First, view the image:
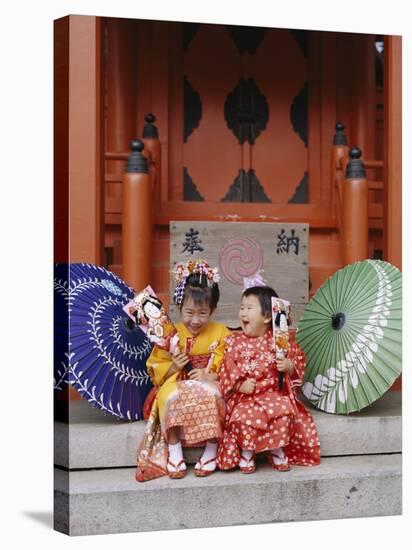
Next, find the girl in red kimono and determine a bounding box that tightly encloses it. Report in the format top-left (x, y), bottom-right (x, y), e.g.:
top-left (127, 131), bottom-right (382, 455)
top-left (217, 285), bottom-right (320, 473)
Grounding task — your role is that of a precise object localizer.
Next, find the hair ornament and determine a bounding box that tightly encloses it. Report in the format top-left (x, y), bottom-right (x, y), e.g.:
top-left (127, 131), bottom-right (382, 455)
top-left (242, 269), bottom-right (268, 291)
top-left (172, 259), bottom-right (220, 305)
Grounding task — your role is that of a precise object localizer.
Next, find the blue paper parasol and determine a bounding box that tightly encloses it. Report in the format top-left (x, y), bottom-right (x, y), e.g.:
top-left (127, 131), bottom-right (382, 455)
top-left (54, 263), bottom-right (71, 391)
top-left (54, 263), bottom-right (153, 419)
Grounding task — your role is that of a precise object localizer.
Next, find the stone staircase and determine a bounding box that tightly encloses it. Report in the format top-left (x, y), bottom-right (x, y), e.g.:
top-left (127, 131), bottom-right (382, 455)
top-left (54, 391), bottom-right (401, 536)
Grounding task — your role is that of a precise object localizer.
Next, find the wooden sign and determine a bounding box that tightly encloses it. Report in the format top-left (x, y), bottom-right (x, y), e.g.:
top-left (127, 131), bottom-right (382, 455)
top-left (170, 222), bottom-right (309, 328)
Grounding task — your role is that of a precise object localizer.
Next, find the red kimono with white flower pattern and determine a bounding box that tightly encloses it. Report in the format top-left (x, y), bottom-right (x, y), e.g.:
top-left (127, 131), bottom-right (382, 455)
top-left (216, 331), bottom-right (320, 469)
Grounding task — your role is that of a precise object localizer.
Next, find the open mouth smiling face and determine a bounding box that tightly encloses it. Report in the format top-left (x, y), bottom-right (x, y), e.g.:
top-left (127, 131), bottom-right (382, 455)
top-left (239, 295), bottom-right (271, 337)
top-left (181, 297), bottom-right (212, 336)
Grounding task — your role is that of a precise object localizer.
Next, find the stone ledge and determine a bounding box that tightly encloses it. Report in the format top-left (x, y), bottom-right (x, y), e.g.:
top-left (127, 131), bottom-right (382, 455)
top-left (54, 391), bottom-right (401, 469)
top-left (54, 453), bottom-right (402, 536)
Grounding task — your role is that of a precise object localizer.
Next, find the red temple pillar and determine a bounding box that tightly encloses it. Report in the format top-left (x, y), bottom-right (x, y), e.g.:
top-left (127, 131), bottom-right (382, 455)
top-left (383, 36), bottom-right (402, 270)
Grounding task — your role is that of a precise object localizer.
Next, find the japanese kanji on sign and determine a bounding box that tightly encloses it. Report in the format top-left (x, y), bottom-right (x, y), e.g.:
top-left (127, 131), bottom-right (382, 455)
top-left (170, 222), bottom-right (309, 328)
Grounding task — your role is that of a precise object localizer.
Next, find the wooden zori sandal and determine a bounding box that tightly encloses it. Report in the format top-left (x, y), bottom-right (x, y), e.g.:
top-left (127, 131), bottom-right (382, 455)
top-left (239, 453), bottom-right (256, 474)
top-left (167, 459), bottom-right (187, 479)
top-left (194, 457), bottom-right (216, 477)
top-left (269, 453), bottom-right (290, 472)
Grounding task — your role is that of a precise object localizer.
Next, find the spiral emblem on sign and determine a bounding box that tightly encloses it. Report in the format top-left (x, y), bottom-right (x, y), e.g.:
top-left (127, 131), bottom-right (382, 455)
top-left (218, 236), bottom-right (264, 285)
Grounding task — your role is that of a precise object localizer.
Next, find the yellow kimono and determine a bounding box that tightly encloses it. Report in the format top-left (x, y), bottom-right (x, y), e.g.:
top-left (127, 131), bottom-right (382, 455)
top-left (147, 321), bottom-right (230, 446)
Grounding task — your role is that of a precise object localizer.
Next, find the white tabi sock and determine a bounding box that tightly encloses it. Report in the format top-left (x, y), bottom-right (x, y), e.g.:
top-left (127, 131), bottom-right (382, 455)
top-left (241, 449), bottom-right (253, 460)
top-left (168, 441), bottom-right (186, 471)
top-left (201, 441), bottom-right (218, 461)
top-left (239, 448), bottom-right (254, 467)
top-left (270, 447), bottom-right (287, 464)
top-left (195, 441), bottom-right (218, 471)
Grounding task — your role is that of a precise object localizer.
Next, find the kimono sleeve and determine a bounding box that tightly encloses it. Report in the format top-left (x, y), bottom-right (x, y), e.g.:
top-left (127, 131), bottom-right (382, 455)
top-left (288, 342), bottom-right (306, 388)
top-left (146, 345), bottom-right (173, 387)
top-left (254, 372), bottom-right (276, 394)
top-left (208, 325), bottom-right (231, 373)
top-left (217, 335), bottom-right (245, 397)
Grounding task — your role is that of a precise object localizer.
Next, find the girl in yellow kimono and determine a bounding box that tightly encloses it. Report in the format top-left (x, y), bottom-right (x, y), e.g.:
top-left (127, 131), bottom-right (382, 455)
top-left (136, 260), bottom-right (230, 481)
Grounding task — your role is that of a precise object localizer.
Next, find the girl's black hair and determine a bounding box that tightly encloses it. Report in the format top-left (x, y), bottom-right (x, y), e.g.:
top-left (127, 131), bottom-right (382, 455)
top-left (242, 285), bottom-right (279, 319)
top-left (181, 272), bottom-right (220, 311)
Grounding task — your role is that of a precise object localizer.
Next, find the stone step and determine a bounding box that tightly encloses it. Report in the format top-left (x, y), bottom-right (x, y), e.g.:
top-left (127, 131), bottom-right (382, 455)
top-left (54, 391), bottom-right (401, 469)
top-left (54, 453), bottom-right (401, 536)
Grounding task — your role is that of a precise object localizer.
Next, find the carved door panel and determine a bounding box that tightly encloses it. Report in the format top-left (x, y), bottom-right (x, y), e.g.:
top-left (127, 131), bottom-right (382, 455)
top-left (181, 24), bottom-right (310, 204)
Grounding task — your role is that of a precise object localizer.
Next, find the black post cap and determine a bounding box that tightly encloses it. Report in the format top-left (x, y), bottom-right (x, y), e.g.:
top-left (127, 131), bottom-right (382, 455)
top-left (333, 122), bottom-right (348, 146)
top-left (125, 139), bottom-right (148, 174)
top-left (142, 113), bottom-right (159, 139)
top-left (345, 146), bottom-right (366, 179)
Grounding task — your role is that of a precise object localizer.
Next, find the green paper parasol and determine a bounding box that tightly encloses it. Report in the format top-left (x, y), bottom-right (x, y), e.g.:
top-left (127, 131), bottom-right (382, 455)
top-left (296, 260), bottom-right (402, 414)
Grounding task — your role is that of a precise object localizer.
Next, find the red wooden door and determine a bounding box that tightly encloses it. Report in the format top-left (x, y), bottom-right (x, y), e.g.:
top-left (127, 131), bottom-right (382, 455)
top-left (181, 25), bottom-right (310, 205)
